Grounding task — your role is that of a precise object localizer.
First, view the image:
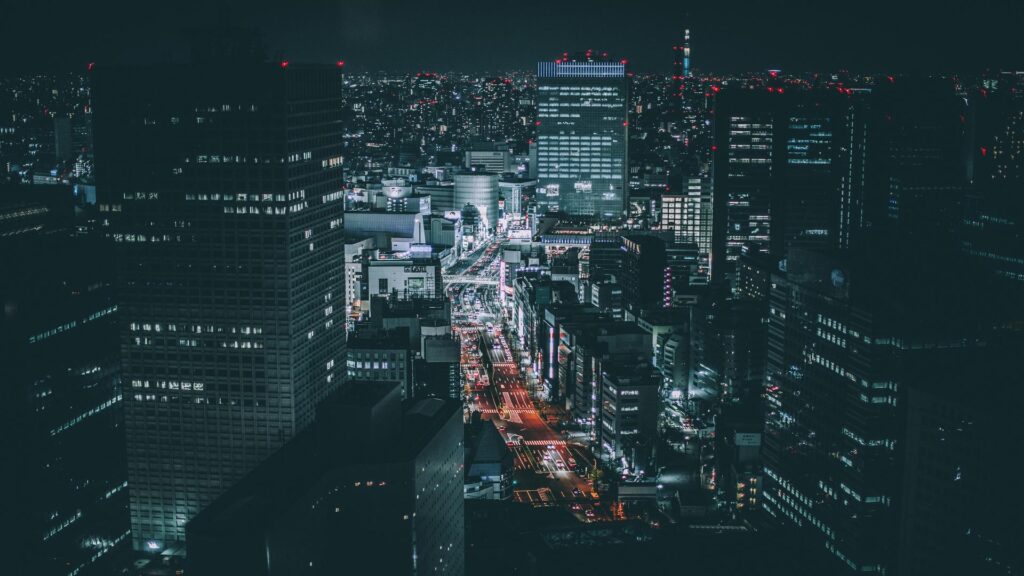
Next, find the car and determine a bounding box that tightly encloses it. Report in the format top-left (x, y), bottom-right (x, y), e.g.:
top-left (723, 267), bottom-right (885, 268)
top-left (585, 509), bottom-right (595, 518)
top-left (570, 503), bottom-right (582, 511)
top-left (572, 488), bottom-right (582, 498)
top-left (555, 460), bottom-right (565, 470)
top-left (498, 426), bottom-right (507, 432)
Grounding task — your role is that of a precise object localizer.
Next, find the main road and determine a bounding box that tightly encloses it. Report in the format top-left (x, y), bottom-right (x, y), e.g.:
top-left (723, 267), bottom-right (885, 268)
top-left (449, 236), bottom-right (612, 522)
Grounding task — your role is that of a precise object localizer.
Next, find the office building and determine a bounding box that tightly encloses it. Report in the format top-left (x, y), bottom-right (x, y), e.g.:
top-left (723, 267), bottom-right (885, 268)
top-left (760, 241), bottom-right (1013, 573)
top-left (347, 326), bottom-right (413, 398)
top-left (54, 116), bottom-right (73, 161)
top-left (711, 89), bottom-right (844, 279)
top-left (621, 234), bottom-right (667, 313)
top-left (2, 233), bottom-right (130, 576)
top-left (536, 55), bottom-right (628, 221)
top-left (187, 382), bottom-right (464, 576)
top-left (599, 364), bottom-right (660, 473)
top-left (661, 176), bottom-right (713, 283)
top-left (464, 142), bottom-right (511, 174)
top-left (92, 61), bottom-right (347, 552)
top-left (418, 335), bottom-right (462, 400)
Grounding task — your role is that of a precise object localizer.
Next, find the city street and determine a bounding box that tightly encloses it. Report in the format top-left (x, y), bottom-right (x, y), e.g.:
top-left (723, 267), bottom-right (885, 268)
top-left (449, 238), bottom-right (613, 523)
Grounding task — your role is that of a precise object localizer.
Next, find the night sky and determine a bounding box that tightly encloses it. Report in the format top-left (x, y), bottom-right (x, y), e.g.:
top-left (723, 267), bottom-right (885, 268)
top-left (3, 0), bottom-right (1023, 74)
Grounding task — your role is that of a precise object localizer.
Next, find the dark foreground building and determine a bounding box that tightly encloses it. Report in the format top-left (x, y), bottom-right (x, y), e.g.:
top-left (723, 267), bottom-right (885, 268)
top-left (92, 61), bottom-right (347, 552)
top-left (187, 381), bottom-right (464, 576)
top-left (1, 223), bottom-right (129, 575)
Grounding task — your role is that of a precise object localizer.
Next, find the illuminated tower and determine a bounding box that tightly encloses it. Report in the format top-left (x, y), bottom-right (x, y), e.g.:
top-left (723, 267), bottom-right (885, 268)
top-left (684, 28), bottom-right (691, 78)
top-left (536, 53), bottom-right (628, 221)
top-left (671, 28), bottom-right (691, 103)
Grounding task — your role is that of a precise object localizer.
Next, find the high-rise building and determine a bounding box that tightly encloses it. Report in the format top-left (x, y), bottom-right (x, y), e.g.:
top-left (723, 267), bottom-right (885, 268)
top-left (760, 241), bottom-right (1011, 573)
top-left (599, 363), bottom-right (661, 473)
top-left (961, 76), bottom-right (1024, 284)
top-left (621, 234), bottom-right (667, 313)
top-left (92, 61), bottom-right (347, 552)
top-left (661, 176), bottom-right (713, 282)
top-left (536, 55), bottom-right (628, 221)
top-left (186, 382), bottom-right (465, 576)
top-left (711, 89), bottom-right (845, 280)
top-left (54, 116), bottom-right (73, 161)
top-left (2, 231), bottom-right (130, 576)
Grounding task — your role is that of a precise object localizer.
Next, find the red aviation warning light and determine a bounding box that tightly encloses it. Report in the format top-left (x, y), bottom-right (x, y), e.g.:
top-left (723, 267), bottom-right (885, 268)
top-left (280, 61), bottom-right (289, 69)
top-left (336, 60), bottom-right (346, 68)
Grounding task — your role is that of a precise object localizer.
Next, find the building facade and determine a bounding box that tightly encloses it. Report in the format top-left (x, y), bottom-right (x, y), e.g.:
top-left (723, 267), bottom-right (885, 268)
top-left (536, 57), bottom-right (628, 221)
top-left (93, 62), bottom-right (347, 551)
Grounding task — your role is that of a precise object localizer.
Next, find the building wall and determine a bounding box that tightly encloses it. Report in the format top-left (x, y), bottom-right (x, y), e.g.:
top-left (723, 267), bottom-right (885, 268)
top-left (93, 64), bottom-right (347, 551)
top-left (536, 61), bottom-right (628, 221)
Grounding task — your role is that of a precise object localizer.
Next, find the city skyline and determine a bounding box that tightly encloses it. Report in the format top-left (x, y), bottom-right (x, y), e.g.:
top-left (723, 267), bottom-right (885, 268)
top-left (4, 1), bottom-right (1024, 74)
top-left (2, 4), bottom-right (1023, 575)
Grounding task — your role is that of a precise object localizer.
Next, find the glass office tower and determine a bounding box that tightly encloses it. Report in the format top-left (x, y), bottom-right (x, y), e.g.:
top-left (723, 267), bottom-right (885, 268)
top-left (536, 57), bottom-right (628, 221)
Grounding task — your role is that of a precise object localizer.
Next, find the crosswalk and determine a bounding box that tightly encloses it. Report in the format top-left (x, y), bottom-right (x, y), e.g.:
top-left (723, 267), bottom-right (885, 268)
top-left (522, 439), bottom-right (566, 446)
top-left (513, 488), bottom-right (555, 505)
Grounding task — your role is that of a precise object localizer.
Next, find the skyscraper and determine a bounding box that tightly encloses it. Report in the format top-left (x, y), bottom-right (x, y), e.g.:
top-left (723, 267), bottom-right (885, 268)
top-left (711, 89), bottom-right (844, 280)
top-left (92, 61), bottom-right (347, 552)
top-left (2, 229), bottom-right (130, 576)
top-left (661, 175), bottom-right (712, 283)
top-left (760, 241), bottom-right (1011, 573)
top-left (186, 382), bottom-right (465, 576)
top-left (536, 54), bottom-right (628, 221)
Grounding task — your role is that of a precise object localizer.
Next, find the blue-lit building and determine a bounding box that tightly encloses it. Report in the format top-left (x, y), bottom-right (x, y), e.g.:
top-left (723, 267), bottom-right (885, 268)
top-left (536, 55), bottom-right (629, 221)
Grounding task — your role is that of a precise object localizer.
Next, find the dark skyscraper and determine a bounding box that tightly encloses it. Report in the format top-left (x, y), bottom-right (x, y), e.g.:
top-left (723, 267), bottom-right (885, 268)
top-left (712, 89), bottom-right (845, 280)
top-left (2, 229), bottom-right (129, 576)
top-left (92, 61), bottom-right (347, 552)
top-left (186, 382), bottom-right (465, 576)
top-left (760, 241), bottom-right (1016, 574)
top-left (536, 54), bottom-right (628, 221)
top-left (620, 234), bottom-right (667, 313)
